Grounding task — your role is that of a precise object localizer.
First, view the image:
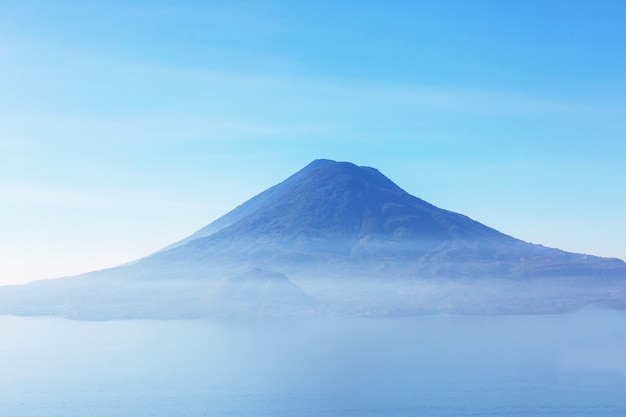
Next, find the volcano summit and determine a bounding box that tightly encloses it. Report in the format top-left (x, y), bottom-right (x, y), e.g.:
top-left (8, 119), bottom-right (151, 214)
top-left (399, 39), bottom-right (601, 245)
top-left (2, 159), bottom-right (625, 319)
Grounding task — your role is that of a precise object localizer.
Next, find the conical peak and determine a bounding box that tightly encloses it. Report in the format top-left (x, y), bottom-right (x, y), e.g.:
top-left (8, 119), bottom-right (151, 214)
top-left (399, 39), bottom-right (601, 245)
top-left (171, 159), bottom-right (505, 251)
top-left (210, 159), bottom-right (456, 241)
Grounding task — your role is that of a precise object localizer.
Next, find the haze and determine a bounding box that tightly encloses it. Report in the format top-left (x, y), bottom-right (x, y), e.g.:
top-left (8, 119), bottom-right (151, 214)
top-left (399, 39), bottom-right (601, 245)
top-left (2, 312), bottom-right (626, 416)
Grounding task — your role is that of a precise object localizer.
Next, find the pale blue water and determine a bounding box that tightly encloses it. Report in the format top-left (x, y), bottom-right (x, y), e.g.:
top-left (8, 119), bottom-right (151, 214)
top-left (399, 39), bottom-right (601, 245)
top-left (1, 312), bottom-right (626, 416)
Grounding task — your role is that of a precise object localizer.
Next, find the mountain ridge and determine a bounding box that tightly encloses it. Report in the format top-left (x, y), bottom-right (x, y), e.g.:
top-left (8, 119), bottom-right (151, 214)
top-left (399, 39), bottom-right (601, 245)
top-left (146, 160), bottom-right (623, 276)
top-left (1, 158), bottom-right (625, 319)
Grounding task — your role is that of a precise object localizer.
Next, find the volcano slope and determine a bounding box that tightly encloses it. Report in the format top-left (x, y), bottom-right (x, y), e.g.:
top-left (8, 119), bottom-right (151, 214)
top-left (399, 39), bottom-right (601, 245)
top-left (2, 159), bottom-right (625, 319)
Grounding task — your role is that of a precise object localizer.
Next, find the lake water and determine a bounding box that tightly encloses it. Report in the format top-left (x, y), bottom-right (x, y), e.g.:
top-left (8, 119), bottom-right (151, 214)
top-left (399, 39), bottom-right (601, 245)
top-left (1, 311), bottom-right (626, 416)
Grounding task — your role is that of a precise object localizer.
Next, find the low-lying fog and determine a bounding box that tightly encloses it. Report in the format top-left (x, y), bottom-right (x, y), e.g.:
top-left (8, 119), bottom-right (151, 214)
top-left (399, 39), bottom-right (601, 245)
top-left (1, 311), bottom-right (626, 416)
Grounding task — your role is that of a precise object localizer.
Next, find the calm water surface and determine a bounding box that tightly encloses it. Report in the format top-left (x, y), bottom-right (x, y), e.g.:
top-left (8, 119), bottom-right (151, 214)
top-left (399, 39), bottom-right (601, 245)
top-left (1, 312), bottom-right (626, 416)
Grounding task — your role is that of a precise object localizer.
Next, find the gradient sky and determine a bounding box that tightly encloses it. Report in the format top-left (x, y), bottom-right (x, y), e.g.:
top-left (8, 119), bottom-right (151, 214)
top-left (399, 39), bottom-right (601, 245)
top-left (1, 0), bottom-right (625, 284)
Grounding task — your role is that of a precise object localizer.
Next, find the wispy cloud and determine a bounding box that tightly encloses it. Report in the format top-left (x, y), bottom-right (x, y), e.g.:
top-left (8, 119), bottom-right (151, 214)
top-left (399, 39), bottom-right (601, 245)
top-left (0, 185), bottom-right (220, 213)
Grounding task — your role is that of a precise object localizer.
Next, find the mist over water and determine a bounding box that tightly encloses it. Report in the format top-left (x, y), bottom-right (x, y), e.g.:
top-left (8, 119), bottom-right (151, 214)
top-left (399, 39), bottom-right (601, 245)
top-left (1, 311), bottom-right (626, 416)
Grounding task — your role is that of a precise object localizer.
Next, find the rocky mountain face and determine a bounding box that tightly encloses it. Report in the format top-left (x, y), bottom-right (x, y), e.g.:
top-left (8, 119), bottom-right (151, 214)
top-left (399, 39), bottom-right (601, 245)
top-left (2, 159), bottom-right (625, 319)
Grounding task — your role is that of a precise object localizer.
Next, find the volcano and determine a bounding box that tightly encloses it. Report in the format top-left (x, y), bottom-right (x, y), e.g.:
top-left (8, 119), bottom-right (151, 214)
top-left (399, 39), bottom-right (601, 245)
top-left (2, 159), bottom-right (625, 319)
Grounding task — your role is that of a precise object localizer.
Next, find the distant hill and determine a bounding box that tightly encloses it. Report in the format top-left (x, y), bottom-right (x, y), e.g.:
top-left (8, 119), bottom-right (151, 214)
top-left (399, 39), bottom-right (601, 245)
top-left (1, 159), bottom-right (625, 319)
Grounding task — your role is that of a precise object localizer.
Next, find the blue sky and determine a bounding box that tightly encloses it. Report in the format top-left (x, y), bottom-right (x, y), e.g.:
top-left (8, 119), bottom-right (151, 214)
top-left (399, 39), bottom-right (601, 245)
top-left (1, 0), bottom-right (625, 284)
